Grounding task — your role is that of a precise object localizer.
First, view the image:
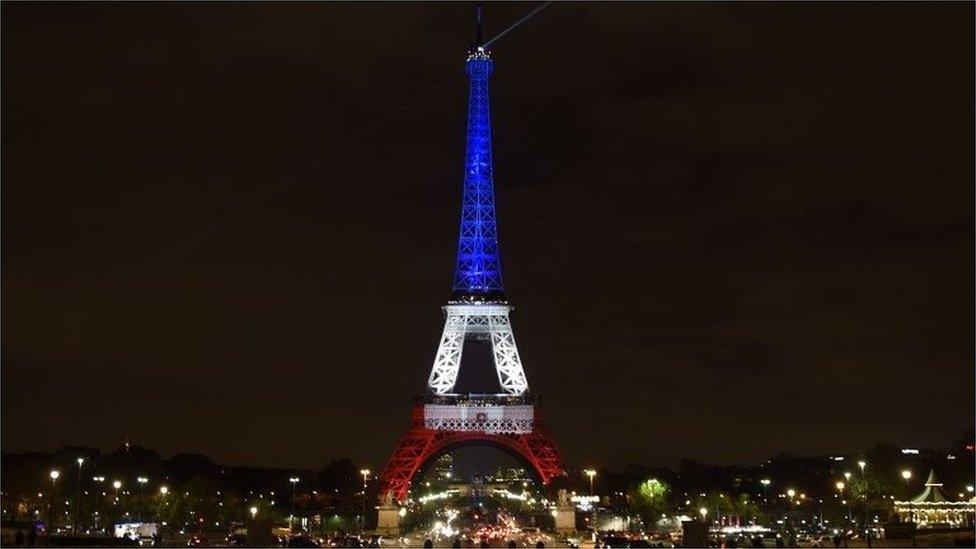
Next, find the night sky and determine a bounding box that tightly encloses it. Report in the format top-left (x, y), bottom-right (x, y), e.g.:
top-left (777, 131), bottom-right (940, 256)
top-left (3, 3), bottom-right (973, 471)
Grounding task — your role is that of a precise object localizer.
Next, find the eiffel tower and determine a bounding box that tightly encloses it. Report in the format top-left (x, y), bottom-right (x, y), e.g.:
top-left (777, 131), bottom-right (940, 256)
top-left (378, 7), bottom-right (567, 506)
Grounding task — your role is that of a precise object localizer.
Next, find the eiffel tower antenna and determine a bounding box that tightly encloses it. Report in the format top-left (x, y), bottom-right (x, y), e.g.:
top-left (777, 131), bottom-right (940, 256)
top-left (475, 2), bottom-right (484, 45)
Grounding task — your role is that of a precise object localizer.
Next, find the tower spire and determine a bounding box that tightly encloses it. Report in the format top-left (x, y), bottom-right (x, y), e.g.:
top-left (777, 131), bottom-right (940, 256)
top-left (475, 3), bottom-right (484, 46)
top-left (452, 6), bottom-right (503, 300)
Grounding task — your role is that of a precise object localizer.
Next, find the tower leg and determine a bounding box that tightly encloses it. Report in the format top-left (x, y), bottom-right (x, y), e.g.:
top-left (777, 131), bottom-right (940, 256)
top-left (427, 313), bottom-right (468, 395)
top-left (488, 311), bottom-right (528, 395)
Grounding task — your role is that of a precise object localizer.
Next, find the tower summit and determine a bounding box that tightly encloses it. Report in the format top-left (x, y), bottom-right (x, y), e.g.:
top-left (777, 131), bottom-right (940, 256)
top-left (452, 6), bottom-right (503, 300)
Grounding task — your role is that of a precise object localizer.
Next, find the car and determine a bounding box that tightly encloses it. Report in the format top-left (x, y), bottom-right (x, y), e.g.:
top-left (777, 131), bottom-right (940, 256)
top-left (331, 536), bottom-right (363, 548)
top-left (287, 535), bottom-right (321, 548)
top-left (226, 533), bottom-right (247, 546)
top-left (187, 534), bottom-right (209, 547)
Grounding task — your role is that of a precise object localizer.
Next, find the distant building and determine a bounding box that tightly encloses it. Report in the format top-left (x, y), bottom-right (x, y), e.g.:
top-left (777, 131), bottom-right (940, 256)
top-left (487, 467), bottom-right (530, 483)
top-left (430, 454), bottom-right (454, 482)
top-left (894, 470), bottom-right (975, 528)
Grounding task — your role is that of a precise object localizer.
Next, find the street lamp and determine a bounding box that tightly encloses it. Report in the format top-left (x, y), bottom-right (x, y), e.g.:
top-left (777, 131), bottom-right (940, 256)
top-left (288, 477), bottom-right (300, 531)
top-left (91, 476), bottom-right (105, 528)
top-left (584, 469), bottom-right (597, 495)
top-left (75, 458), bottom-right (84, 532)
top-left (857, 461), bottom-right (866, 474)
top-left (759, 479), bottom-right (771, 504)
top-left (49, 470), bottom-right (61, 530)
top-left (785, 488), bottom-right (796, 527)
top-left (360, 469), bottom-right (370, 532)
top-left (836, 481), bottom-right (850, 523)
top-left (699, 507), bottom-right (708, 522)
top-left (111, 480), bottom-right (123, 519)
top-left (901, 470), bottom-right (913, 522)
top-left (157, 486), bottom-right (168, 524)
top-left (249, 506), bottom-right (258, 520)
top-left (901, 470), bottom-right (915, 544)
top-left (136, 477), bottom-right (149, 521)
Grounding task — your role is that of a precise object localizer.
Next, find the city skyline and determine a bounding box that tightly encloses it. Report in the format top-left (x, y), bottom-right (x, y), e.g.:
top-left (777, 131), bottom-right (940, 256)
top-left (3, 2), bottom-right (973, 472)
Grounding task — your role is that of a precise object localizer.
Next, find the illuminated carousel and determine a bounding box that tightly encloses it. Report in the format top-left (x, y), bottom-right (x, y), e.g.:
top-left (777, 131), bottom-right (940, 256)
top-left (894, 470), bottom-right (975, 529)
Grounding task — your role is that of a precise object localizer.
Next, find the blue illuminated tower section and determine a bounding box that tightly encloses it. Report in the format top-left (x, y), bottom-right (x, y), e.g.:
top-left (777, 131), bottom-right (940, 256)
top-left (452, 43), bottom-right (504, 300)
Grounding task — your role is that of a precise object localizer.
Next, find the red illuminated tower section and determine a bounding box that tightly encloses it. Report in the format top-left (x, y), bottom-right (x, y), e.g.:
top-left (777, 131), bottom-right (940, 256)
top-left (378, 12), bottom-right (566, 503)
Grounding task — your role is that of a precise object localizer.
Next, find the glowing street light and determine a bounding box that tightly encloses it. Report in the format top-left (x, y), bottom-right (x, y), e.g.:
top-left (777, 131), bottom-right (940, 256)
top-left (699, 507), bottom-right (708, 521)
top-left (112, 480), bottom-right (122, 490)
top-left (836, 482), bottom-right (850, 522)
top-left (966, 486), bottom-right (974, 493)
top-left (288, 477), bottom-right (300, 530)
top-left (249, 506), bottom-right (258, 519)
top-left (159, 486), bottom-right (169, 495)
top-left (857, 460), bottom-right (866, 474)
top-left (359, 469), bottom-right (370, 532)
top-left (584, 469), bottom-right (597, 495)
top-left (75, 458), bottom-right (85, 531)
top-left (48, 470), bottom-right (60, 528)
top-left (844, 472), bottom-right (851, 481)
top-left (901, 469), bottom-right (915, 536)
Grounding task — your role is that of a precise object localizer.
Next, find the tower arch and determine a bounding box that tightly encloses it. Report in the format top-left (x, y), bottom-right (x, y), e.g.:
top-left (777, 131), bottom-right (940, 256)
top-left (380, 404), bottom-right (565, 503)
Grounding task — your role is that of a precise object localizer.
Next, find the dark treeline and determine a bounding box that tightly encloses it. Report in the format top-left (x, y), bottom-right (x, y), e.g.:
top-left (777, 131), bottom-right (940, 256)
top-left (2, 429), bottom-right (972, 531)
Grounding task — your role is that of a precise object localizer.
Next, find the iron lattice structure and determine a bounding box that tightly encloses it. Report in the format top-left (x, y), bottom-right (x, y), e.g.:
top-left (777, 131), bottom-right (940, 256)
top-left (427, 304), bottom-right (528, 395)
top-left (452, 49), bottom-right (503, 299)
top-left (381, 404), bottom-right (565, 502)
top-left (379, 36), bottom-right (566, 504)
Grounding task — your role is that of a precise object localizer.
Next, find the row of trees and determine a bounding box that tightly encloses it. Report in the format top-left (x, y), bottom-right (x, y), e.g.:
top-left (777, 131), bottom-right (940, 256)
top-left (605, 435), bottom-right (975, 531)
top-left (2, 445), bottom-right (377, 533)
top-left (3, 432), bottom-right (972, 534)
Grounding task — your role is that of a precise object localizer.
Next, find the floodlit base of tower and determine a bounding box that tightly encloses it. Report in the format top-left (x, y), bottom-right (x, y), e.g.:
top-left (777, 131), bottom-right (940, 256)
top-left (376, 505), bottom-right (403, 535)
top-left (379, 399), bottom-right (567, 503)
